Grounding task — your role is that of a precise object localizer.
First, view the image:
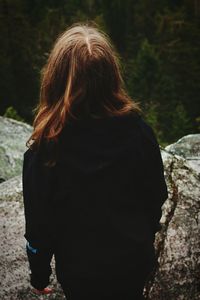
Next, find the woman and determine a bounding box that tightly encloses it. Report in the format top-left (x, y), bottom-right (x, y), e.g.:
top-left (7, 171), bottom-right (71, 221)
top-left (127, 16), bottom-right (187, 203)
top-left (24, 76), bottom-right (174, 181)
top-left (22, 22), bottom-right (168, 300)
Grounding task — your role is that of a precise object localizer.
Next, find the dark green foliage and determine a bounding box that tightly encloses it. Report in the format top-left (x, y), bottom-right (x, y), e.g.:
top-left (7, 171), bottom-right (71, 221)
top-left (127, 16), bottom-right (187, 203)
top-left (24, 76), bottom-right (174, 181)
top-left (0, 0), bottom-right (199, 144)
top-left (3, 106), bottom-right (25, 122)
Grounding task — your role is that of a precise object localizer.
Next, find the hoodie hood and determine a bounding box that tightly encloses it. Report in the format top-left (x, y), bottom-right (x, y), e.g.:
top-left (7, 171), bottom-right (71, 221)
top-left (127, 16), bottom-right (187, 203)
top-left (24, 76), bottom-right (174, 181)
top-left (56, 111), bottom-right (142, 175)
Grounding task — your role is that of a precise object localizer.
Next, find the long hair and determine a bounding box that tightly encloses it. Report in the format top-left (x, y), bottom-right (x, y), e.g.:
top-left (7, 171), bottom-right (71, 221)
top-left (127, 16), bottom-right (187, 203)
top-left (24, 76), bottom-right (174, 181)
top-left (27, 22), bottom-right (141, 166)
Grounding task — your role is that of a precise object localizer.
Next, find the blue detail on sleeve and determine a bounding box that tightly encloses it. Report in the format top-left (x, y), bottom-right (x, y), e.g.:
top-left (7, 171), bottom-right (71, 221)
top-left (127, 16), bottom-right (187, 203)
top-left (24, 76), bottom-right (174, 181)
top-left (26, 242), bottom-right (38, 254)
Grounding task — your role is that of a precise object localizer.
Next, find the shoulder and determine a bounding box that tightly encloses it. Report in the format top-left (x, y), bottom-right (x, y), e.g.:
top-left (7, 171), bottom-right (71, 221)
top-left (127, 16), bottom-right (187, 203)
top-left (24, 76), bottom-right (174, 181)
top-left (131, 115), bottom-right (163, 168)
top-left (135, 115), bottom-right (159, 148)
top-left (23, 139), bottom-right (52, 161)
top-left (23, 147), bottom-right (34, 159)
top-left (23, 148), bottom-right (36, 167)
top-left (124, 111), bottom-right (157, 137)
top-left (23, 145), bottom-right (44, 172)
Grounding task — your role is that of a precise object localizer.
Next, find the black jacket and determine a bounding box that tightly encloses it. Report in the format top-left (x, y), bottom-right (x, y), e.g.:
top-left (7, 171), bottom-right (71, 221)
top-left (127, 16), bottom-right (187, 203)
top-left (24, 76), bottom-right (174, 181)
top-left (22, 111), bottom-right (168, 288)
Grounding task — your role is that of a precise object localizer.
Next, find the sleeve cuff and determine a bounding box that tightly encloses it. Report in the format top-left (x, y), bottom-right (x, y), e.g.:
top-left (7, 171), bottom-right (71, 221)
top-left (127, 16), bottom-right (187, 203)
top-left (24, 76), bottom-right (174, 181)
top-left (30, 273), bottom-right (50, 290)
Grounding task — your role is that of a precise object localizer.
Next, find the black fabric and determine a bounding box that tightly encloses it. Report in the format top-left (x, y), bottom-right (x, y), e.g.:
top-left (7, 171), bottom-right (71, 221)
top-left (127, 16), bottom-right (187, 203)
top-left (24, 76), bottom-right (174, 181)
top-left (22, 111), bottom-right (168, 291)
top-left (26, 244), bottom-right (53, 290)
top-left (61, 277), bottom-right (147, 300)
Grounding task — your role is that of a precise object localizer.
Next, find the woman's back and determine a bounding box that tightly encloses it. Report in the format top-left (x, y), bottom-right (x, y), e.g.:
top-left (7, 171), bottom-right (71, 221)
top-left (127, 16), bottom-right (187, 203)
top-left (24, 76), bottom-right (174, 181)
top-left (23, 111), bottom-right (167, 282)
top-left (22, 23), bottom-right (168, 299)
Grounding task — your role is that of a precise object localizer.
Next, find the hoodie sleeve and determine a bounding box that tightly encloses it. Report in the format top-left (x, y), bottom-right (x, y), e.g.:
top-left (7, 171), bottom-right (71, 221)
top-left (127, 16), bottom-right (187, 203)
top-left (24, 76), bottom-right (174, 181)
top-left (22, 144), bottom-right (56, 290)
top-left (138, 118), bottom-right (168, 234)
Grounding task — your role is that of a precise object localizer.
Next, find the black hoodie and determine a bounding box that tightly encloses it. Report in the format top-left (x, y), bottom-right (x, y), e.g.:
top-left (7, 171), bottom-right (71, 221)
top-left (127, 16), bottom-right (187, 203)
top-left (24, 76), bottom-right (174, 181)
top-left (22, 111), bottom-right (168, 288)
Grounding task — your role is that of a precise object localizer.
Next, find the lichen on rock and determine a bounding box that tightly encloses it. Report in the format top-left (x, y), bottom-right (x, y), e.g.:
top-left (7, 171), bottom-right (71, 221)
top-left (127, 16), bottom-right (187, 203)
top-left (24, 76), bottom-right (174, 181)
top-left (165, 134), bottom-right (200, 175)
top-left (0, 116), bottom-right (32, 182)
top-left (145, 137), bottom-right (200, 300)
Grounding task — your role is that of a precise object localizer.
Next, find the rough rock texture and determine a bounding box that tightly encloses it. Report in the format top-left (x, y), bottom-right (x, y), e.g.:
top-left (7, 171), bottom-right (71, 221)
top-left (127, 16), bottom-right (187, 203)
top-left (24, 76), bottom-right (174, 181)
top-left (145, 136), bottom-right (200, 300)
top-left (0, 117), bottom-right (200, 300)
top-left (0, 176), bottom-right (30, 298)
top-left (0, 118), bottom-right (63, 299)
top-left (165, 134), bottom-right (200, 174)
top-left (0, 116), bottom-right (32, 182)
top-left (0, 176), bottom-right (64, 300)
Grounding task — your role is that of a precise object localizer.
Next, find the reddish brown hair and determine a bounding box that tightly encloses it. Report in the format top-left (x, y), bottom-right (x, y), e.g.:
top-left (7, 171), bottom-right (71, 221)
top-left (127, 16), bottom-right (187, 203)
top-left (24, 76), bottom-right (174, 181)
top-left (27, 22), bottom-right (141, 165)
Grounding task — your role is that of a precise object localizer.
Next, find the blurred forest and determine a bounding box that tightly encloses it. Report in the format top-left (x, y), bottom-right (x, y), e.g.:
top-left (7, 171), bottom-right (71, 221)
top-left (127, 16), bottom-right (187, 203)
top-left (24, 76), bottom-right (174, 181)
top-left (0, 0), bottom-right (200, 145)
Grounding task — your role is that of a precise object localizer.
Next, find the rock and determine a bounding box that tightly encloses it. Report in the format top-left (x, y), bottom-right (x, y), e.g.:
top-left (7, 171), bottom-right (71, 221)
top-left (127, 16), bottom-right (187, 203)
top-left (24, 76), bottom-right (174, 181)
top-left (0, 175), bottom-right (22, 202)
top-left (165, 134), bottom-right (200, 174)
top-left (0, 176), bottom-right (29, 299)
top-left (144, 136), bottom-right (200, 300)
top-left (0, 116), bottom-right (32, 182)
top-left (0, 176), bottom-right (64, 300)
top-left (0, 117), bottom-right (63, 299)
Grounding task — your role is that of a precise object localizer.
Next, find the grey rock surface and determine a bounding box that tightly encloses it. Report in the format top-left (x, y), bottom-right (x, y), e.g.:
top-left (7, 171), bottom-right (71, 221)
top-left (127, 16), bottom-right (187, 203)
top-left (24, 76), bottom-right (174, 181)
top-left (0, 117), bottom-right (200, 300)
top-left (0, 176), bottom-right (64, 300)
top-left (144, 139), bottom-right (200, 300)
top-left (0, 116), bottom-right (32, 182)
top-left (165, 134), bottom-right (200, 174)
top-left (0, 176), bottom-right (29, 299)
